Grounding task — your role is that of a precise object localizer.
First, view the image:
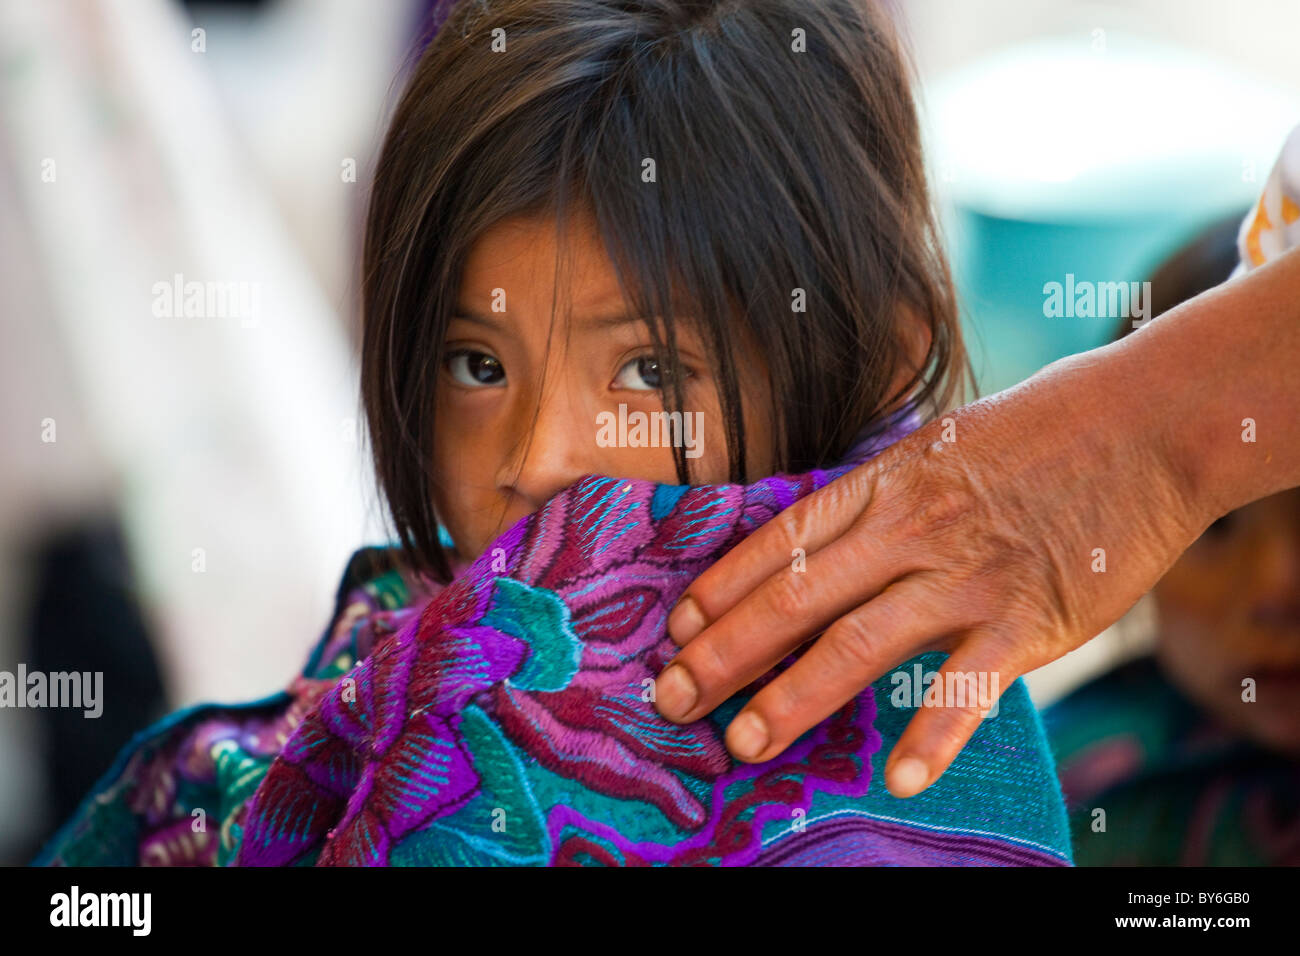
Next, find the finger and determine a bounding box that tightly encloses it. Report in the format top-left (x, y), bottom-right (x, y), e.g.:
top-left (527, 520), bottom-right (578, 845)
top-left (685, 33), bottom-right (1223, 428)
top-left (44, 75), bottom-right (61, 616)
top-left (711, 577), bottom-right (958, 762)
top-left (667, 464), bottom-right (879, 646)
top-left (653, 518), bottom-right (908, 724)
top-left (881, 639), bottom-right (1023, 799)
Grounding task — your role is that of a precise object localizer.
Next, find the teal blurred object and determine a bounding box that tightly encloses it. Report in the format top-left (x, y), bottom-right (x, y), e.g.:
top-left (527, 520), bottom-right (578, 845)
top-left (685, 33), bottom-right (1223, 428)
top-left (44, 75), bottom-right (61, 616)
top-left (924, 34), bottom-right (1299, 395)
top-left (950, 208), bottom-right (1243, 394)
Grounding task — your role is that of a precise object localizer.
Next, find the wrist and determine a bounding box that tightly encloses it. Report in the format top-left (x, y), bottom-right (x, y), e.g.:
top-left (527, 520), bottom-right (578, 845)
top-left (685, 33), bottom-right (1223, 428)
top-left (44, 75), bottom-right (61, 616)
top-left (1033, 334), bottom-right (1213, 550)
top-left (1109, 246), bottom-right (1300, 527)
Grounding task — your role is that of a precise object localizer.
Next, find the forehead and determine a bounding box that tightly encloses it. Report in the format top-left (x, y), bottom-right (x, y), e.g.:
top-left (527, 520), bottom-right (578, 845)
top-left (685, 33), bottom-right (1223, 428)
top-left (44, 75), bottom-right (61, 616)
top-left (455, 212), bottom-right (709, 344)
top-left (458, 212), bottom-right (626, 317)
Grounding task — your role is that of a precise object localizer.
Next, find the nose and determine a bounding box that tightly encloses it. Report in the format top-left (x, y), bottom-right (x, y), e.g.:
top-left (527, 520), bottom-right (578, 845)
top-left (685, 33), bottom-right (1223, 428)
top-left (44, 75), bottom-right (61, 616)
top-left (497, 378), bottom-right (594, 512)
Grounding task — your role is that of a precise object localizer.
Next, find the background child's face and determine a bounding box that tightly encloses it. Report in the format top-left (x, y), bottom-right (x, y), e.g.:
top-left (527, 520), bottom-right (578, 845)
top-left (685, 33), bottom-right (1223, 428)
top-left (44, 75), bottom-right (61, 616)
top-left (431, 210), bottom-right (775, 562)
top-left (1154, 489), bottom-right (1300, 754)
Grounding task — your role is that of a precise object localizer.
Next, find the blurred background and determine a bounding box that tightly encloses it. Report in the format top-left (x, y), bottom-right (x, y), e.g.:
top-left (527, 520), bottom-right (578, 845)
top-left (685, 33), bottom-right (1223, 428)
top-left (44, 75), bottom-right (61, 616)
top-left (1, 0), bottom-right (1297, 864)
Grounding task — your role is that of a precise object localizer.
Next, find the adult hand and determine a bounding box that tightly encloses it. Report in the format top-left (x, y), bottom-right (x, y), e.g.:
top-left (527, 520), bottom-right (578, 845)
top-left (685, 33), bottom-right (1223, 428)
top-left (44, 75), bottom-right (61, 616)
top-left (652, 247), bottom-right (1300, 797)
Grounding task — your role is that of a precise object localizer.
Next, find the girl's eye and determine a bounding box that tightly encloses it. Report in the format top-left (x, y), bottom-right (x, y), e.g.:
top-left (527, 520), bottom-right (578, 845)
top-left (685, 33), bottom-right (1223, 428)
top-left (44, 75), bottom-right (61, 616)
top-left (445, 349), bottom-right (505, 388)
top-left (612, 354), bottom-right (685, 391)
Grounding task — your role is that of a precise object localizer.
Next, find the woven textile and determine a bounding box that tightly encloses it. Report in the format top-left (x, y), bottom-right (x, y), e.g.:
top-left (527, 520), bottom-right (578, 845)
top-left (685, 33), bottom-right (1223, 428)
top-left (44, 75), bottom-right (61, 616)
top-left (35, 412), bottom-right (1072, 866)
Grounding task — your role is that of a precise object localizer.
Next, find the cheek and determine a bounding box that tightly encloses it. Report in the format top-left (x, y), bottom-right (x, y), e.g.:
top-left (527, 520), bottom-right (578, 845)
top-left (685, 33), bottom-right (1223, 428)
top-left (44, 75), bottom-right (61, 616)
top-left (1155, 576), bottom-right (1258, 724)
top-left (1156, 567), bottom-right (1236, 672)
top-left (743, 413), bottom-right (776, 478)
top-left (684, 380), bottom-right (775, 484)
top-left (1155, 553), bottom-right (1239, 627)
top-left (682, 403), bottom-right (737, 484)
top-left (1157, 604), bottom-right (1228, 680)
top-left (434, 383), bottom-right (505, 465)
top-left (431, 395), bottom-right (501, 534)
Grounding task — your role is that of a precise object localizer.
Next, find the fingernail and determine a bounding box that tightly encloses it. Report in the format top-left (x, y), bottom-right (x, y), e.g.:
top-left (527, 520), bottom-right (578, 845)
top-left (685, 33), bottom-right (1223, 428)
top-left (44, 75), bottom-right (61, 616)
top-left (887, 756), bottom-right (930, 798)
top-left (656, 665), bottom-right (698, 720)
top-left (727, 711), bottom-right (769, 761)
top-left (667, 594), bottom-right (706, 646)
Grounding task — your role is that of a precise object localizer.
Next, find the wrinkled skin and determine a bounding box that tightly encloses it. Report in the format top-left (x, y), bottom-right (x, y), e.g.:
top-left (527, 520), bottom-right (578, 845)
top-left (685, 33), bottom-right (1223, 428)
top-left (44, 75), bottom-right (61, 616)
top-left (655, 246), bottom-right (1300, 797)
top-left (654, 350), bottom-right (1208, 796)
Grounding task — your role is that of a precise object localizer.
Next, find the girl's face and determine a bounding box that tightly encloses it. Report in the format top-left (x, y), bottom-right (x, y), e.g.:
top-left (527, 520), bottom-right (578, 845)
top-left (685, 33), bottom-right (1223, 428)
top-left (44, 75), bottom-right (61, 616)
top-left (431, 210), bottom-right (775, 562)
top-left (1154, 488), bottom-right (1300, 755)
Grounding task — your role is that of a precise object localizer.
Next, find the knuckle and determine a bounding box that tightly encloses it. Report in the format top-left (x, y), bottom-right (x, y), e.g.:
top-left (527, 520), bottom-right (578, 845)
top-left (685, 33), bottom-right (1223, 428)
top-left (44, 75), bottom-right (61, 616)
top-left (823, 612), bottom-right (883, 675)
top-left (978, 626), bottom-right (1034, 674)
top-left (911, 487), bottom-right (970, 534)
top-left (764, 568), bottom-right (811, 620)
top-left (772, 503), bottom-right (813, 554)
top-left (750, 678), bottom-right (800, 730)
top-left (682, 631), bottom-right (732, 690)
top-left (987, 621), bottom-right (1026, 656)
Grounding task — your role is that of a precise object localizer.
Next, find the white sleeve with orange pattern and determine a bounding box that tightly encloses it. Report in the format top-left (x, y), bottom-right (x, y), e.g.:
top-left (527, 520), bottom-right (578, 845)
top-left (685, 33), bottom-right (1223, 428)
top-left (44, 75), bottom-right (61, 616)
top-left (1238, 124), bottom-right (1300, 270)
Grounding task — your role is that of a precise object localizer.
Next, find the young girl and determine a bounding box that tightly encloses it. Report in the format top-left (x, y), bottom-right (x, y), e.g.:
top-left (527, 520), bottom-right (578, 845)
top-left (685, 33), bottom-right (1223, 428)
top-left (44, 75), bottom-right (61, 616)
top-left (362, 0), bottom-right (966, 581)
top-left (36, 0), bottom-right (1073, 866)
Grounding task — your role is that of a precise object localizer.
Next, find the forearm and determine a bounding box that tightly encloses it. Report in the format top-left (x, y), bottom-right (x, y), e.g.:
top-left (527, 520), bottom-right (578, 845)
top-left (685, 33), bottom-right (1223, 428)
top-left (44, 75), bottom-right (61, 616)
top-left (1141, 244), bottom-right (1300, 519)
top-left (1042, 244), bottom-right (1300, 534)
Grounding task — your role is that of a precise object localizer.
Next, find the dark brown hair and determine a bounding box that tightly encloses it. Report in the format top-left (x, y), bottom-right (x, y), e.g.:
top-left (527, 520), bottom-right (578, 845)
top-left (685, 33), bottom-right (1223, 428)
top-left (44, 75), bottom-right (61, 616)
top-left (1112, 211), bottom-right (1244, 344)
top-left (361, 0), bottom-right (971, 580)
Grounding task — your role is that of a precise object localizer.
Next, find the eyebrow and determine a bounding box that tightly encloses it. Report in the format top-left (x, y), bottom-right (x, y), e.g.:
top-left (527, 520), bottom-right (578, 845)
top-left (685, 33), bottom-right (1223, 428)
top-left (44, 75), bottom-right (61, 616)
top-left (451, 307), bottom-right (663, 332)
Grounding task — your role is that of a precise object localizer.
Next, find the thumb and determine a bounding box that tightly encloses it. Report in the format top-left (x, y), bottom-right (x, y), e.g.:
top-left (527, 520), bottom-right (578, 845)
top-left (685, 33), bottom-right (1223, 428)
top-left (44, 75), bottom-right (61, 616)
top-left (883, 648), bottom-right (1017, 798)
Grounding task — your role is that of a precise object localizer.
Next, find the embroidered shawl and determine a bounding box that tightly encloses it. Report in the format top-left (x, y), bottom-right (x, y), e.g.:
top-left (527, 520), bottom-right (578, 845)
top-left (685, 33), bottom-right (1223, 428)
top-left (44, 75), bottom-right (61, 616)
top-left (35, 411), bottom-right (1072, 866)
